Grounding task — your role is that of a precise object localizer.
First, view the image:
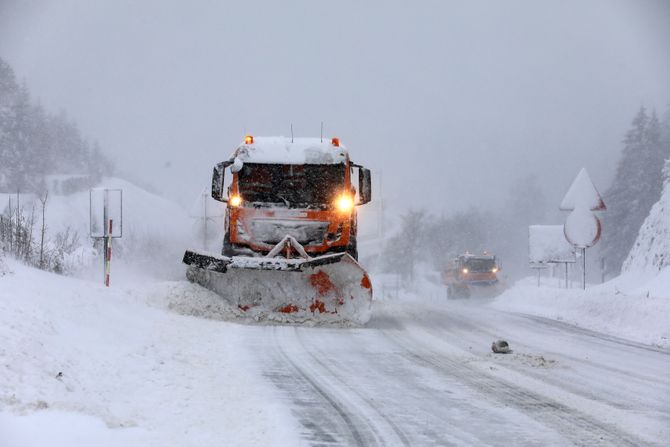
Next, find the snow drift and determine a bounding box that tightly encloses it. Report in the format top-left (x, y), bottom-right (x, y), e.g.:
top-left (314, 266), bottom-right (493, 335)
top-left (623, 161), bottom-right (670, 274)
top-left (0, 259), bottom-right (298, 446)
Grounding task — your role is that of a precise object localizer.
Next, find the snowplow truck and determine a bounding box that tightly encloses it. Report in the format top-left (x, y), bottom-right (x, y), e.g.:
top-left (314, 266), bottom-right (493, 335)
top-left (183, 136), bottom-right (374, 325)
top-left (443, 253), bottom-right (500, 299)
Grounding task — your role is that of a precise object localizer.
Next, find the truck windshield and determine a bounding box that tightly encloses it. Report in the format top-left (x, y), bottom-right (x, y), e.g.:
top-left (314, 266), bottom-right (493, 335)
top-left (238, 163), bottom-right (346, 208)
top-left (464, 258), bottom-right (496, 272)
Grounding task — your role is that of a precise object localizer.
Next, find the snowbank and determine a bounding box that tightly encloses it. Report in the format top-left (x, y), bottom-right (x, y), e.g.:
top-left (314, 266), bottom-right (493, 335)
top-left (0, 259), bottom-right (298, 446)
top-left (491, 276), bottom-right (670, 348)
top-left (623, 164), bottom-right (670, 273)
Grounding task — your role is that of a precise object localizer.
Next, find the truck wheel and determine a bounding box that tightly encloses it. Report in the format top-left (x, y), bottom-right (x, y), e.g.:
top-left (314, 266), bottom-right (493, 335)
top-left (221, 232), bottom-right (236, 257)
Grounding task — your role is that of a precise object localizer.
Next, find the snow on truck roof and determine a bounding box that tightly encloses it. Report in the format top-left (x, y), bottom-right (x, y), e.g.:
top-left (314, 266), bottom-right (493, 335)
top-left (232, 136), bottom-right (349, 165)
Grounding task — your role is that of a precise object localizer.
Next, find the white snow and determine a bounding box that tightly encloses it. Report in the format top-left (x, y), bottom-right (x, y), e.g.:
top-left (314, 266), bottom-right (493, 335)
top-left (559, 168), bottom-right (606, 211)
top-left (491, 276), bottom-right (670, 348)
top-left (43, 177), bottom-right (190, 243)
top-left (623, 164), bottom-right (670, 273)
top-left (0, 177), bottom-right (190, 254)
top-left (233, 137), bottom-right (348, 165)
top-left (0, 258), bottom-right (299, 446)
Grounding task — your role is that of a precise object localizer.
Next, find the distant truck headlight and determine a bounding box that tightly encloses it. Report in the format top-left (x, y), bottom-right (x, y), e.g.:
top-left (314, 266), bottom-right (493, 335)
top-left (335, 194), bottom-right (354, 213)
top-left (492, 267), bottom-right (498, 273)
top-left (462, 268), bottom-right (469, 274)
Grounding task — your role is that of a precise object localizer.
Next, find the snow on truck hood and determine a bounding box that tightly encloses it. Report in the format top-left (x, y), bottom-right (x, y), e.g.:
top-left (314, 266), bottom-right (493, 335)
top-left (232, 137), bottom-right (349, 165)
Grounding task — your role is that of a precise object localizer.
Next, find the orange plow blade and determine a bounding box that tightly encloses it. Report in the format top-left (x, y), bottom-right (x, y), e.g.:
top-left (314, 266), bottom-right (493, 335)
top-left (183, 250), bottom-right (373, 325)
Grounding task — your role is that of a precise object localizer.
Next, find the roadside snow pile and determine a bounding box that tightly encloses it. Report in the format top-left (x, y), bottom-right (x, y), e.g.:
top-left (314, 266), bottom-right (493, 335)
top-left (623, 161), bottom-right (670, 273)
top-left (491, 277), bottom-right (670, 348)
top-left (0, 259), bottom-right (298, 446)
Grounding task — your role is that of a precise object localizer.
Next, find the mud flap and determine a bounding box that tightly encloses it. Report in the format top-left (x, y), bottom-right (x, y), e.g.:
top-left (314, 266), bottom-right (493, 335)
top-left (183, 249), bottom-right (373, 325)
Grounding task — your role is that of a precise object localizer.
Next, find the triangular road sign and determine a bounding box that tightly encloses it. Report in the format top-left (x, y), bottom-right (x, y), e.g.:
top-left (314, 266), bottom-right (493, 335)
top-left (559, 168), bottom-right (606, 211)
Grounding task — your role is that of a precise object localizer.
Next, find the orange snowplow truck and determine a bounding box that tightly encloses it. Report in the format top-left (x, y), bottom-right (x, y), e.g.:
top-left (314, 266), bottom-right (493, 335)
top-left (182, 136), bottom-right (374, 325)
top-left (215, 136), bottom-right (371, 259)
top-left (443, 253), bottom-right (501, 299)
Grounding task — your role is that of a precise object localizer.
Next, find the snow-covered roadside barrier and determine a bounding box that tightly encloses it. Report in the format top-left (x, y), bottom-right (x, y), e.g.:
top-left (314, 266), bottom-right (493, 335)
top-left (490, 275), bottom-right (670, 349)
top-left (0, 259), bottom-right (299, 446)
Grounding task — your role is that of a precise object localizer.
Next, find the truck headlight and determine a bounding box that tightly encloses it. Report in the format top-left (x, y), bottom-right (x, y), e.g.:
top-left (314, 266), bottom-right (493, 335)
top-left (335, 194), bottom-right (354, 213)
top-left (229, 195), bottom-right (242, 207)
top-left (462, 268), bottom-right (468, 274)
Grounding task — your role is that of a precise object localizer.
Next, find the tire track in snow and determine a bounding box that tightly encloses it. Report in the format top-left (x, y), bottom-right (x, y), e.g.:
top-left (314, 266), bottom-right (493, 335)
top-left (293, 327), bottom-right (412, 447)
top-left (380, 325), bottom-right (646, 446)
top-left (417, 304), bottom-right (670, 410)
top-left (516, 313), bottom-right (670, 355)
top-left (267, 326), bottom-right (373, 446)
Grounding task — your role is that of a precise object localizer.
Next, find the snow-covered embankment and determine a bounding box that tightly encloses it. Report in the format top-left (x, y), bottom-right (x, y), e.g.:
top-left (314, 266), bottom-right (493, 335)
top-left (0, 259), bottom-right (298, 446)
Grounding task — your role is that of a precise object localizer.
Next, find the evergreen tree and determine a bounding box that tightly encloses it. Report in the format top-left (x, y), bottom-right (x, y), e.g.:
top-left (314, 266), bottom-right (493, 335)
top-left (0, 58), bottom-right (19, 189)
top-left (601, 107), bottom-right (670, 275)
top-left (0, 56), bottom-right (114, 193)
top-left (6, 83), bottom-right (33, 190)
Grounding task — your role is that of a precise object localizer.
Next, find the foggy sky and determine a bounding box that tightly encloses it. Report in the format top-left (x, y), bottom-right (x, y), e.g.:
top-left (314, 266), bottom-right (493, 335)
top-left (1, 0), bottom-right (669, 226)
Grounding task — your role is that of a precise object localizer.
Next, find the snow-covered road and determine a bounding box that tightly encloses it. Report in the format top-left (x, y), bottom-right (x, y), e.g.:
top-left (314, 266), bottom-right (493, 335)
top-left (246, 300), bottom-right (669, 446)
top-left (2, 262), bottom-right (669, 446)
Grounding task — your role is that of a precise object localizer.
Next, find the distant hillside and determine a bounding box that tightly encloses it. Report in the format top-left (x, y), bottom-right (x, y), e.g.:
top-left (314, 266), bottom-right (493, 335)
top-left (0, 56), bottom-right (113, 193)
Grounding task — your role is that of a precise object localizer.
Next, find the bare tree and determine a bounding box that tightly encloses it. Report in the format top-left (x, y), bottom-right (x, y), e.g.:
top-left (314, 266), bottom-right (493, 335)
top-left (39, 191), bottom-right (48, 268)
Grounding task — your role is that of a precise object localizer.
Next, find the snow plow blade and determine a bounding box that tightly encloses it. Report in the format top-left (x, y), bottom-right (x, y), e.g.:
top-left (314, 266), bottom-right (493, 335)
top-left (182, 249), bottom-right (373, 325)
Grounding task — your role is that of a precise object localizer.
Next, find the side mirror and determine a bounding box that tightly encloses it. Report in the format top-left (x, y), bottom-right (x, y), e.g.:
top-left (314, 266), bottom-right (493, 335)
top-left (358, 167), bottom-right (372, 204)
top-left (211, 160), bottom-right (233, 202)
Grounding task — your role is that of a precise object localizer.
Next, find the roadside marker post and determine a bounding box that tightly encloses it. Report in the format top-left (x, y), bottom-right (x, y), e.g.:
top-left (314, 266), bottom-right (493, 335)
top-left (90, 189), bottom-right (123, 287)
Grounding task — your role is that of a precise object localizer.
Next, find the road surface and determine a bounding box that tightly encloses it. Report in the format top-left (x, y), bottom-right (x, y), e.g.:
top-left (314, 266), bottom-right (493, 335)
top-left (243, 299), bottom-right (670, 446)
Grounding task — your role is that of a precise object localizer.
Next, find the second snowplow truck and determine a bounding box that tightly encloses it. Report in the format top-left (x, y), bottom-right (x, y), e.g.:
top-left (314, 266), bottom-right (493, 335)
top-left (443, 253), bottom-right (501, 299)
top-left (183, 136), bottom-right (373, 324)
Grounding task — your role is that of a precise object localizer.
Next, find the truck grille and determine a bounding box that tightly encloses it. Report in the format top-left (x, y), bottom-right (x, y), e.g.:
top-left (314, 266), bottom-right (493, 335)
top-left (246, 219), bottom-right (329, 245)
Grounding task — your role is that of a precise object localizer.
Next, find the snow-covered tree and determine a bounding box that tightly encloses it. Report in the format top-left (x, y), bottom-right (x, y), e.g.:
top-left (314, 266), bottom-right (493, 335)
top-left (0, 56), bottom-right (114, 193)
top-left (381, 209), bottom-right (427, 283)
top-left (601, 107), bottom-right (670, 275)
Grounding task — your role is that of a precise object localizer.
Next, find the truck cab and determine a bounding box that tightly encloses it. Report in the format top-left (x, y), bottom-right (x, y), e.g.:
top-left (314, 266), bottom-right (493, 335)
top-left (211, 136), bottom-right (372, 260)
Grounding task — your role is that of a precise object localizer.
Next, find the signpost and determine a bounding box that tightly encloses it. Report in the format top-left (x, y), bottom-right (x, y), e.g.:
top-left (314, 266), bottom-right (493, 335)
top-left (529, 225), bottom-right (576, 288)
top-left (90, 189), bottom-right (123, 286)
top-left (559, 169), bottom-right (606, 289)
